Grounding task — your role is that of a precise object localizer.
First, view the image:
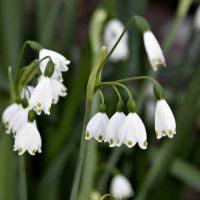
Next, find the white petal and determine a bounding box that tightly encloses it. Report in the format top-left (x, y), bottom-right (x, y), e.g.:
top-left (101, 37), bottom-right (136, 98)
top-left (39, 49), bottom-right (70, 73)
top-left (85, 112), bottom-right (109, 142)
top-left (14, 121), bottom-right (42, 156)
top-left (29, 76), bottom-right (53, 115)
top-left (103, 19), bottom-right (129, 62)
top-left (143, 31), bottom-right (166, 71)
top-left (110, 175), bottom-right (134, 199)
top-left (105, 112), bottom-right (126, 147)
top-left (2, 103), bottom-right (22, 133)
top-left (155, 99), bottom-right (176, 139)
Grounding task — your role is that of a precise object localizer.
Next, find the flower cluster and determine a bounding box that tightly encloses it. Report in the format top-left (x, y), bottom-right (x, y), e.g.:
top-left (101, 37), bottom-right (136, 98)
top-left (85, 97), bottom-right (176, 149)
top-left (2, 47), bottom-right (70, 156)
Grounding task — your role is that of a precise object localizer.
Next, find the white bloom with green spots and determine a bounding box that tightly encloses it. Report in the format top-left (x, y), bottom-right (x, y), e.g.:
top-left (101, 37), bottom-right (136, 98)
top-left (2, 103), bottom-right (22, 133)
top-left (155, 99), bottom-right (176, 139)
top-left (29, 76), bottom-right (53, 115)
top-left (103, 19), bottom-right (129, 62)
top-left (110, 175), bottom-right (134, 199)
top-left (143, 31), bottom-right (166, 71)
top-left (85, 112), bottom-right (109, 142)
top-left (8, 107), bottom-right (28, 136)
top-left (14, 121), bottom-right (42, 156)
top-left (51, 79), bottom-right (67, 104)
top-left (119, 113), bottom-right (148, 149)
top-left (105, 112), bottom-right (126, 147)
top-left (39, 48), bottom-right (70, 80)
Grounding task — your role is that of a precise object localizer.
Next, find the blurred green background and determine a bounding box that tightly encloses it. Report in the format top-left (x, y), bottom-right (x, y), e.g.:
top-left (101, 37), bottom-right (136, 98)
top-left (0, 0), bottom-right (200, 199)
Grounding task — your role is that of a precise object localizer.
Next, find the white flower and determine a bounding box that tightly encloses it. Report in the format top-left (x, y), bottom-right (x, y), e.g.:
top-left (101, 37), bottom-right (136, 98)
top-left (194, 6), bottom-right (200, 31)
top-left (143, 31), bottom-right (166, 71)
top-left (85, 112), bottom-right (109, 142)
top-left (119, 113), bottom-right (147, 149)
top-left (14, 121), bottom-right (42, 156)
top-left (29, 76), bottom-right (53, 115)
top-left (103, 19), bottom-right (129, 62)
top-left (51, 79), bottom-right (67, 104)
top-left (2, 103), bottom-right (22, 133)
top-left (20, 85), bottom-right (35, 100)
top-left (8, 106), bottom-right (28, 135)
top-left (39, 49), bottom-right (70, 80)
top-left (110, 175), bottom-right (134, 199)
top-left (105, 112), bottom-right (126, 147)
top-left (155, 99), bottom-right (176, 139)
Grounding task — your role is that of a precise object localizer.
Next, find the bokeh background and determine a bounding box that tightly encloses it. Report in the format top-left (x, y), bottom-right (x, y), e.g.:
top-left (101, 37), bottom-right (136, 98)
top-left (0, 0), bottom-right (200, 199)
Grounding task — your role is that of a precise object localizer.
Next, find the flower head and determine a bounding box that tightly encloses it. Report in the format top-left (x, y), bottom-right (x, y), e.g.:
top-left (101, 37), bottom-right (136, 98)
top-left (103, 19), bottom-right (129, 62)
top-left (105, 112), bottom-right (126, 147)
top-left (14, 121), bottom-right (42, 156)
top-left (29, 76), bottom-right (53, 115)
top-left (8, 106), bottom-right (28, 136)
top-left (155, 99), bottom-right (176, 139)
top-left (39, 49), bottom-right (70, 80)
top-left (119, 113), bottom-right (147, 149)
top-left (110, 175), bottom-right (134, 199)
top-left (85, 112), bottom-right (109, 142)
top-left (143, 31), bottom-right (166, 71)
top-left (2, 103), bottom-right (22, 133)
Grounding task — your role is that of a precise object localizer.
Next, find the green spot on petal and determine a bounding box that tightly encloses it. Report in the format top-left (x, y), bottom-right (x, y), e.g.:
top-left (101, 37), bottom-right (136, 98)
top-left (156, 131), bottom-right (159, 137)
top-left (128, 141), bottom-right (133, 146)
top-left (32, 149), bottom-right (36, 155)
top-left (98, 135), bottom-right (103, 141)
top-left (109, 139), bottom-right (113, 145)
top-left (19, 147), bottom-right (23, 154)
top-left (48, 107), bottom-right (51, 113)
top-left (162, 130), bottom-right (166, 136)
top-left (85, 131), bottom-right (89, 138)
top-left (37, 102), bottom-right (42, 108)
top-left (143, 140), bottom-right (148, 147)
top-left (169, 130), bottom-right (173, 135)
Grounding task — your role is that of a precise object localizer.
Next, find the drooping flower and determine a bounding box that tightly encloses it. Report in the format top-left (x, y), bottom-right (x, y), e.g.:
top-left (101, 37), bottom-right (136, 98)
top-left (2, 103), bottom-right (22, 133)
top-left (39, 48), bottom-right (70, 80)
top-left (51, 79), bottom-right (67, 104)
top-left (143, 31), bottom-right (166, 71)
top-left (119, 113), bottom-right (148, 149)
top-left (8, 106), bottom-right (28, 136)
top-left (155, 99), bottom-right (176, 139)
top-left (105, 112), bottom-right (126, 147)
top-left (103, 19), bottom-right (129, 62)
top-left (29, 76), bottom-right (53, 115)
top-left (110, 175), bottom-right (134, 199)
top-left (85, 112), bottom-right (109, 142)
top-left (14, 121), bottom-right (42, 156)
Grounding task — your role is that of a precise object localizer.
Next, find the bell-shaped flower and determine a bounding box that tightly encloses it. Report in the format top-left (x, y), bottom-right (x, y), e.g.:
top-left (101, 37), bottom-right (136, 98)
top-left (143, 31), bottom-right (166, 71)
top-left (39, 48), bottom-right (70, 78)
top-left (51, 79), bottom-right (67, 104)
top-left (105, 112), bottom-right (126, 147)
top-left (29, 76), bottom-right (53, 115)
top-left (85, 112), bottom-right (109, 142)
top-left (2, 103), bottom-right (22, 133)
top-left (103, 19), bottom-right (129, 62)
top-left (14, 121), bottom-right (42, 156)
top-left (119, 113), bottom-right (147, 149)
top-left (110, 175), bottom-right (134, 199)
top-left (8, 106), bottom-right (28, 136)
top-left (155, 99), bottom-right (176, 139)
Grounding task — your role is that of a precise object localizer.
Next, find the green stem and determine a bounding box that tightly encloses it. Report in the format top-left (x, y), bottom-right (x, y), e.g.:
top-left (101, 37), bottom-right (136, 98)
top-left (96, 82), bottom-right (133, 100)
top-left (69, 99), bottom-right (92, 200)
top-left (100, 194), bottom-right (116, 200)
top-left (19, 156), bottom-right (28, 200)
top-left (112, 85), bottom-right (123, 103)
top-left (116, 75), bottom-right (159, 85)
top-left (98, 90), bottom-right (105, 104)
